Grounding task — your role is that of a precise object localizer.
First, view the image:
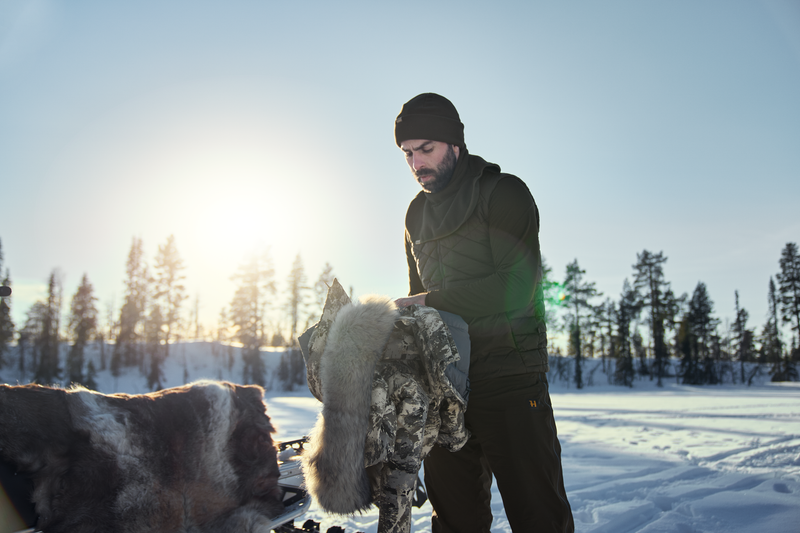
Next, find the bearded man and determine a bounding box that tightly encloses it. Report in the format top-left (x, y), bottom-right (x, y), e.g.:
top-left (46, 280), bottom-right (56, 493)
top-left (393, 93), bottom-right (574, 533)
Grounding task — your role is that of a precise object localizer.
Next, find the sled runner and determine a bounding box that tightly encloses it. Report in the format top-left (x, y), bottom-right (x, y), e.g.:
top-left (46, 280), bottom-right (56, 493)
top-left (270, 437), bottom-right (314, 532)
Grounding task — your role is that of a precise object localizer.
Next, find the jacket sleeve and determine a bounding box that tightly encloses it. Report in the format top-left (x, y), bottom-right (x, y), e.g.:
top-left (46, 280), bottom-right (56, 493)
top-left (405, 230), bottom-right (426, 297)
top-left (424, 176), bottom-right (542, 319)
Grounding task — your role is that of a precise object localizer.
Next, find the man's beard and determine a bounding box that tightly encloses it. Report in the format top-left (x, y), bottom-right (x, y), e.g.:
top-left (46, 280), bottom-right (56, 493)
top-left (415, 145), bottom-right (458, 194)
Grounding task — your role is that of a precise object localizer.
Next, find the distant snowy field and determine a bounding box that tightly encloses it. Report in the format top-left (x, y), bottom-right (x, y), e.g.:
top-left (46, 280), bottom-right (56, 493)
top-left (2, 342), bottom-right (798, 533)
top-left (275, 381), bottom-right (800, 533)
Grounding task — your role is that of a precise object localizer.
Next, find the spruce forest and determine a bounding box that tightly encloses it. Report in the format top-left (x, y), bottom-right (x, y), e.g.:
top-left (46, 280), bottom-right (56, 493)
top-left (0, 235), bottom-right (798, 392)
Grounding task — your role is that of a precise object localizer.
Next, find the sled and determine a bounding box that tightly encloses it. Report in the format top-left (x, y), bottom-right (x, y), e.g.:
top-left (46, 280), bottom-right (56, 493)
top-left (270, 437), bottom-right (314, 532)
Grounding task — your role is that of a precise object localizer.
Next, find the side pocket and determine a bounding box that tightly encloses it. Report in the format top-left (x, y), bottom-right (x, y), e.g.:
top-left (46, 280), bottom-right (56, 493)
top-left (525, 375), bottom-right (551, 413)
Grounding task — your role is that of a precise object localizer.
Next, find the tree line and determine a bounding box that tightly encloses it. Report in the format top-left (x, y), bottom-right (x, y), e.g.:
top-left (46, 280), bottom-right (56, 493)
top-left (1, 237), bottom-right (798, 391)
top-left (0, 236), bottom-right (340, 390)
top-left (547, 243), bottom-right (800, 388)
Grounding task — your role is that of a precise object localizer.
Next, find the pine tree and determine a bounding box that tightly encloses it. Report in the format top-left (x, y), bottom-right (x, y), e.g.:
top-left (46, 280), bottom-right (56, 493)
top-left (190, 294), bottom-right (202, 340)
top-left (632, 250), bottom-right (676, 386)
top-left (152, 234), bottom-right (187, 356)
top-left (99, 298), bottom-right (115, 371)
top-left (0, 276), bottom-right (13, 369)
top-left (66, 274), bottom-right (98, 386)
top-left (285, 253), bottom-right (310, 346)
top-left (229, 250), bottom-right (275, 387)
top-left (687, 282), bottom-right (719, 385)
top-left (215, 307), bottom-right (235, 372)
top-left (632, 329), bottom-right (647, 378)
top-left (19, 301), bottom-right (47, 381)
top-left (114, 237), bottom-right (149, 372)
top-left (710, 330), bottom-right (725, 383)
top-left (663, 287), bottom-right (685, 369)
top-left (584, 304), bottom-right (601, 362)
top-left (761, 277), bottom-right (783, 369)
top-left (277, 348), bottom-right (306, 391)
top-left (562, 259), bottom-right (601, 389)
top-left (84, 360), bottom-right (99, 391)
top-left (35, 271), bottom-right (63, 385)
top-left (595, 298), bottom-right (616, 376)
top-left (0, 241), bottom-right (14, 368)
top-left (145, 303), bottom-right (166, 391)
top-left (278, 351), bottom-right (291, 388)
top-left (772, 246), bottom-right (800, 381)
top-left (216, 307), bottom-right (229, 347)
top-left (676, 313), bottom-right (694, 383)
top-left (614, 279), bottom-right (640, 387)
top-left (732, 290), bottom-right (756, 384)
top-left (776, 242), bottom-right (800, 355)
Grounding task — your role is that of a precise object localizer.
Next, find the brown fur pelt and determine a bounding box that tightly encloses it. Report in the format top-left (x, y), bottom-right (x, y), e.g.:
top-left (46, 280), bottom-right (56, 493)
top-left (0, 380), bottom-right (284, 533)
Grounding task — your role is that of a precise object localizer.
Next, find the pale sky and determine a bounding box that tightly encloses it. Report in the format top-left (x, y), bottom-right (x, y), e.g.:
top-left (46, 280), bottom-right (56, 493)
top-left (1, 0), bottom-right (799, 341)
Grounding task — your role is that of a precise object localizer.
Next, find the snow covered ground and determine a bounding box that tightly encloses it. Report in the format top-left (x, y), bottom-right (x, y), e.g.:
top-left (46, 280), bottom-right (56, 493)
top-left (267, 380), bottom-right (800, 533)
top-left (547, 382), bottom-right (799, 533)
top-left (2, 342), bottom-right (798, 532)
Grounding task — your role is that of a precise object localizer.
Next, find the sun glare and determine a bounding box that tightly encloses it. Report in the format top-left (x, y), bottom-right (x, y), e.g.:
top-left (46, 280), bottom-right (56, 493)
top-left (194, 193), bottom-right (274, 253)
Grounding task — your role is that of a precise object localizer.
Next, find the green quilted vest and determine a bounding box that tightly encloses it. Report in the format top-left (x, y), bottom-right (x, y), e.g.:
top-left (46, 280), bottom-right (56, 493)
top-left (409, 172), bottom-right (549, 381)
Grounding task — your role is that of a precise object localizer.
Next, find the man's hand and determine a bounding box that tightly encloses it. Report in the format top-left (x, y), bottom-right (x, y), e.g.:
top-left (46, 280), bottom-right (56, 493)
top-left (394, 293), bottom-right (427, 308)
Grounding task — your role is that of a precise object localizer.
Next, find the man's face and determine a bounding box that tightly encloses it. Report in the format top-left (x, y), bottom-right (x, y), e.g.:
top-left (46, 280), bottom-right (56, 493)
top-left (400, 139), bottom-right (460, 194)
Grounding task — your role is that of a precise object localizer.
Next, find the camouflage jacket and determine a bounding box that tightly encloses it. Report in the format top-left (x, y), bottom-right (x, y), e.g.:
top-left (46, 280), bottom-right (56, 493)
top-left (299, 280), bottom-right (469, 533)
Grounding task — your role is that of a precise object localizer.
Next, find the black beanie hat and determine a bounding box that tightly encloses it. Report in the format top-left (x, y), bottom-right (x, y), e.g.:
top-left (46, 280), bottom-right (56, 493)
top-left (394, 93), bottom-right (465, 148)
